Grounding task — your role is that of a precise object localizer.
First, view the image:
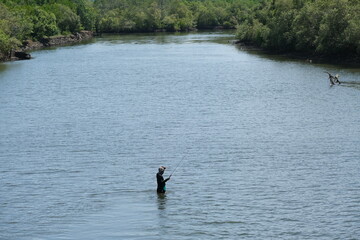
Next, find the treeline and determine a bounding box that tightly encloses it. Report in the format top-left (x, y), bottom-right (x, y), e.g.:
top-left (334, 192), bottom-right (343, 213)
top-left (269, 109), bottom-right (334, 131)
top-left (0, 0), bottom-right (259, 60)
top-left (94, 0), bottom-right (257, 32)
top-left (0, 0), bottom-right (97, 60)
top-left (236, 0), bottom-right (360, 57)
top-left (1, 0), bottom-right (360, 61)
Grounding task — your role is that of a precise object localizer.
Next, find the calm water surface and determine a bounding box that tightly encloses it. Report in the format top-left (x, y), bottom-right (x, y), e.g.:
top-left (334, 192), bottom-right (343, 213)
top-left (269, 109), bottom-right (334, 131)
top-left (1, 32), bottom-right (360, 240)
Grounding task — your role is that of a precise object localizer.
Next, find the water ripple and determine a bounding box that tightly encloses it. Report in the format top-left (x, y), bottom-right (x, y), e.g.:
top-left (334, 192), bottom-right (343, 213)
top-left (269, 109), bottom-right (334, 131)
top-left (1, 32), bottom-right (360, 240)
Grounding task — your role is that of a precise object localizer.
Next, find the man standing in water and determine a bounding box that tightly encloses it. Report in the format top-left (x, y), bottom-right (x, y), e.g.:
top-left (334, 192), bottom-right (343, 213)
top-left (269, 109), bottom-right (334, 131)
top-left (156, 166), bottom-right (170, 193)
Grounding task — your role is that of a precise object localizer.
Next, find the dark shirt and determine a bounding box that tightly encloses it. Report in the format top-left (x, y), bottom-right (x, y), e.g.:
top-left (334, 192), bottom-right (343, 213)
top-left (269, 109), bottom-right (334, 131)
top-left (156, 173), bottom-right (169, 193)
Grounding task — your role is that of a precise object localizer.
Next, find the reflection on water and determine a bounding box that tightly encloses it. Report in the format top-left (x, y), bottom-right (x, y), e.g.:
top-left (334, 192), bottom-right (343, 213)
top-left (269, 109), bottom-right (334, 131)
top-left (235, 43), bottom-right (360, 71)
top-left (0, 63), bottom-right (7, 73)
top-left (99, 30), bottom-right (235, 45)
top-left (157, 193), bottom-right (167, 210)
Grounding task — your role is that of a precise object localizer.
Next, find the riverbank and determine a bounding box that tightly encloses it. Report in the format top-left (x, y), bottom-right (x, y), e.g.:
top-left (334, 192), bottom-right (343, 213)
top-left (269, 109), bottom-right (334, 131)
top-left (234, 41), bottom-right (360, 67)
top-left (5, 31), bottom-right (93, 62)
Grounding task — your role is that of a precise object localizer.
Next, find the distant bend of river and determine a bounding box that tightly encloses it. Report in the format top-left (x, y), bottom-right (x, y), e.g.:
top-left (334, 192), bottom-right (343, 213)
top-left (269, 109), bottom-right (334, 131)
top-left (1, 31), bottom-right (360, 240)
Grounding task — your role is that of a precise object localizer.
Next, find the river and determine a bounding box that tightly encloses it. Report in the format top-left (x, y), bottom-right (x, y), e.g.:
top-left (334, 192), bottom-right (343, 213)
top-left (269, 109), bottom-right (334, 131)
top-left (1, 31), bottom-right (360, 240)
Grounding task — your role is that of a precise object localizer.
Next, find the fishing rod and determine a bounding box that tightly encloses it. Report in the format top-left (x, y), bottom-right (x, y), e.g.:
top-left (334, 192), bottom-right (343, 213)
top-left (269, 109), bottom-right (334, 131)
top-left (169, 154), bottom-right (186, 177)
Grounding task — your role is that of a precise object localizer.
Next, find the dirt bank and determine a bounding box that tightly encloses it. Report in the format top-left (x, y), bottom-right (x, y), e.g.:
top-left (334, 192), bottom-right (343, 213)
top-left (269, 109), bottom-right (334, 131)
top-left (2, 31), bottom-right (94, 62)
top-left (22, 31), bottom-right (93, 51)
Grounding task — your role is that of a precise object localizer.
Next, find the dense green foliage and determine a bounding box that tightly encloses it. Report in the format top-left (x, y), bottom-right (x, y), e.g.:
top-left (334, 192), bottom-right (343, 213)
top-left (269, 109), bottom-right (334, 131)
top-left (1, 0), bottom-right (359, 60)
top-left (0, 0), bottom-right (257, 60)
top-left (0, 0), bottom-right (97, 60)
top-left (236, 0), bottom-right (360, 57)
top-left (93, 0), bottom-right (258, 32)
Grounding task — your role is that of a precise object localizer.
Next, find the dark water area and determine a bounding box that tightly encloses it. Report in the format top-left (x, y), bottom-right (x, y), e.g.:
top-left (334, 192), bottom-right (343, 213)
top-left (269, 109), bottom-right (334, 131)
top-left (1, 31), bottom-right (360, 240)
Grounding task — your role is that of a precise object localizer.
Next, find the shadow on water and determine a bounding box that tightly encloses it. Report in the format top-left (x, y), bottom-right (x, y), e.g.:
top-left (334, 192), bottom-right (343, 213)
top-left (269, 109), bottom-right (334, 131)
top-left (98, 30), bottom-right (236, 45)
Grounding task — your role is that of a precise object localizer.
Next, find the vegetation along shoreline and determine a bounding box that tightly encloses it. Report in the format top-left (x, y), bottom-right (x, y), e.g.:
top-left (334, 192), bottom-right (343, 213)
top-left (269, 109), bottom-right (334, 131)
top-left (7, 31), bottom-right (94, 61)
top-left (234, 41), bottom-right (360, 67)
top-left (1, 0), bottom-right (359, 64)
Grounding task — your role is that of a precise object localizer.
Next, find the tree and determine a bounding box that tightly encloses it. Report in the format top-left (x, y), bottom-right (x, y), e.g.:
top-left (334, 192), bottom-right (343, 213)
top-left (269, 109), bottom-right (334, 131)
top-left (98, 9), bottom-right (123, 32)
top-left (196, 2), bottom-right (219, 28)
top-left (343, 3), bottom-right (360, 54)
top-left (0, 30), bottom-right (21, 60)
top-left (30, 6), bottom-right (59, 39)
top-left (48, 4), bottom-right (81, 33)
top-left (73, 0), bottom-right (96, 30)
top-left (292, 2), bottom-right (323, 52)
top-left (145, 2), bottom-right (163, 30)
top-left (314, 0), bottom-right (350, 55)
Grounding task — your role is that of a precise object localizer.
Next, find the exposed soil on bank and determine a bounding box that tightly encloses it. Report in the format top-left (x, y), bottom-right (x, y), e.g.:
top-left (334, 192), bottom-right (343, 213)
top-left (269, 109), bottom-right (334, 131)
top-left (4, 31), bottom-right (94, 62)
top-left (23, 31), bottom-right (93, 51)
